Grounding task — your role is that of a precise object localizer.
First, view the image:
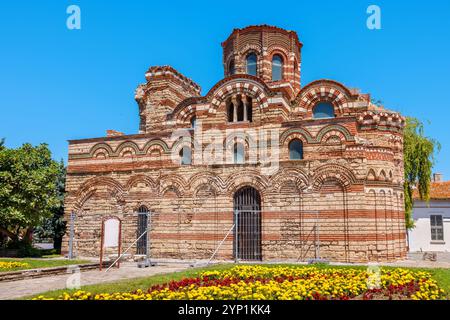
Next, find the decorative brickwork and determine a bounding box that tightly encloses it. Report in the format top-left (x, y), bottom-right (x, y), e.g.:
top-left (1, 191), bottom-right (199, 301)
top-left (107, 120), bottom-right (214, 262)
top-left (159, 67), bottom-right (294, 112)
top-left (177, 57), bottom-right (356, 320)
top-left (62, 25), bottom-right (407, 263)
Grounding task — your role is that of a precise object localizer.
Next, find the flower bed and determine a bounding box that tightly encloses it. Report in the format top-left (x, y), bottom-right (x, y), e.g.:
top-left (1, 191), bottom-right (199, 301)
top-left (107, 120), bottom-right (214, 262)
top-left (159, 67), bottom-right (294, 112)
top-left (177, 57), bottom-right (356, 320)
top-left (0, 261), bottom-right (30, 270)
top-left (33, 265), bottom-right (446, 300)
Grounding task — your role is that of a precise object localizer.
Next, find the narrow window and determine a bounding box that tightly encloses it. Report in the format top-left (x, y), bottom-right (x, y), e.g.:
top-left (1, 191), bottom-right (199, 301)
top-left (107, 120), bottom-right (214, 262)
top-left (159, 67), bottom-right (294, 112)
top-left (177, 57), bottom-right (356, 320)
top-left (430, 215), bottom-right (444, 241)
top-left (272, 54), bottom-right (283, 81)
top-left (227, 102), bottom-right (234, 122)
top-left (229, 60), bottom-right (235, 76)
top-left (246, 53), bottom-right (257, 76)
top-left (233, 143), bottom-right (244, 164)
top-left (190, 116), bottom-right (197, 129)
top-left (180, 146), bottom-right (192, 165)
top-left (237, 101), bottom-right (244, 122)
top-left (247, 99), bottom-right (253, 122)
top-left (313, 102), bottom-right (335, 119)
top-left (289, 139), bottom-right (303, 160)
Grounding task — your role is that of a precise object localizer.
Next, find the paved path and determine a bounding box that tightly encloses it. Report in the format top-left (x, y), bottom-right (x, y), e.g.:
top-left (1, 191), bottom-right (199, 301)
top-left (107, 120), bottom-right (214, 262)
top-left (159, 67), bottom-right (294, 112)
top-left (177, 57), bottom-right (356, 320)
top-left (0, 262), bottom-right (190, 300)
top-left (2, 257), bottom-right (449, 300)
top-left (328, 260), bottom-right (450, 269)
top-left (383, 259), bottom-right (450, 269)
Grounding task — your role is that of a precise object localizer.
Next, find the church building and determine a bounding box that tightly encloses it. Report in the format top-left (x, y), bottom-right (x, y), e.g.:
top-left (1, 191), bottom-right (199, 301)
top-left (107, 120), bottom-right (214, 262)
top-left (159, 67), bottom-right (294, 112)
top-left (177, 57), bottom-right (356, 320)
top-left (62, 25), bottom-right (407, 263)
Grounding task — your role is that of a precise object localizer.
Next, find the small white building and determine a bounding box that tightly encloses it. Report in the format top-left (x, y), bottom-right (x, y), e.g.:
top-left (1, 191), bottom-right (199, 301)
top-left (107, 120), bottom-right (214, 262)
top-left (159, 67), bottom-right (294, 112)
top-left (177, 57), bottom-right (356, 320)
top-left (408, 174), bottom-right (450, 253)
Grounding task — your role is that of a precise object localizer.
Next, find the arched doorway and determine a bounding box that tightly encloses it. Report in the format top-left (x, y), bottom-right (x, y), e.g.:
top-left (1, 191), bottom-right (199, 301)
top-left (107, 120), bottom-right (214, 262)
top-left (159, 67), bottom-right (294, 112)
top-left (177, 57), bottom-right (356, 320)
top-left (233, 187), bottom-right (262, 261)
top-left (136, 206), bottom-right (149, 255)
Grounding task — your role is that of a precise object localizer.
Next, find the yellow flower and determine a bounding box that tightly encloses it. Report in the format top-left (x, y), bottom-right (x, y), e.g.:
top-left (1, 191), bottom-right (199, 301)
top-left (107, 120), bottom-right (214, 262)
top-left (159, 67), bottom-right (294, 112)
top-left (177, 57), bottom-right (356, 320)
top-left (32, 265), bottom-right (447, 301)
top-left (0, 261), bottom-right (30, 270)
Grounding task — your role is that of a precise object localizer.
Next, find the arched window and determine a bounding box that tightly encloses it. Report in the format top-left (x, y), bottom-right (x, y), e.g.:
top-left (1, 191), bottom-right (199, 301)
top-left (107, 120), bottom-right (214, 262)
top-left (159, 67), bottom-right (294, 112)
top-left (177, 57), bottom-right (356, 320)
top-left (233, 143), bottom-right (244, 164)
top-left (180, 146), bottom-right (191, 165)
top-left (229, 60), bottom-right (235, 76)
top-left (227, 98), bottom-right (253, 123)
top-left (190, 116), bottom-right (197, 129)
top-left (138, 205), bottom-right (148, 214)
top-left (237, 101), bottom-right (244, 122)
top-left (246, 53), bottom-right (257, 76)
top-left (289, 140), bottom-right (303, 160)
top-left (246, 100), bottom-right (253, 122)
top-left (227, 102), bottom-right (234, 122)
top-left (272, 54), bottom-right (283, 81)
top-left (313, 102), bottom-right (335, 119)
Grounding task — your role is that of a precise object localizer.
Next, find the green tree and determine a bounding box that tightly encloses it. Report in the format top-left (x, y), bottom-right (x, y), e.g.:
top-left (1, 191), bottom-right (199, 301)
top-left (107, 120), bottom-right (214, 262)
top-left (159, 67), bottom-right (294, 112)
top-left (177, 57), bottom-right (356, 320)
top-left (34, 160), bottom-right (67, 251)
top-left (0, 143), bottom-right (60, 244)
top-left (403, 117), bottom-right (440, 229)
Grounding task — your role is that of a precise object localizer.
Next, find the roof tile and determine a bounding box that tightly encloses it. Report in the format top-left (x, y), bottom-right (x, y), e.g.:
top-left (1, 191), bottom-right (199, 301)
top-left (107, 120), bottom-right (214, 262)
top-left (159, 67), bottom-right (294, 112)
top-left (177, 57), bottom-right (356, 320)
top-left (413, 181), bottom-right (450, 200)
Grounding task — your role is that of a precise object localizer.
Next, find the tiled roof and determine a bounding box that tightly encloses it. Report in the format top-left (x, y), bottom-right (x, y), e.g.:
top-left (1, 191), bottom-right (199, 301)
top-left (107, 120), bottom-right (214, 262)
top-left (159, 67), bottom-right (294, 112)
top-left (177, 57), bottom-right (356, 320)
top-left (413, 181), bottom-right (450, 200)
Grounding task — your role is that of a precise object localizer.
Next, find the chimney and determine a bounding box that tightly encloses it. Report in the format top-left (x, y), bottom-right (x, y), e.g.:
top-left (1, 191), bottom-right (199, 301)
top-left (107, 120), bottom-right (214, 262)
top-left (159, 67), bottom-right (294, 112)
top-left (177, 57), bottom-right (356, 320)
top-left (433, 173), bottom-right (443, 182)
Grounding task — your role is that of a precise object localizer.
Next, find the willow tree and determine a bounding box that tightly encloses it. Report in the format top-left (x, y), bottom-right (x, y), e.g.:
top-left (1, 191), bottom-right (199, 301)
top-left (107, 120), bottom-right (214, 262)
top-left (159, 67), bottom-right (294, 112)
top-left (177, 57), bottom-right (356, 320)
top-left (403, 117), bottom-right (440, 229)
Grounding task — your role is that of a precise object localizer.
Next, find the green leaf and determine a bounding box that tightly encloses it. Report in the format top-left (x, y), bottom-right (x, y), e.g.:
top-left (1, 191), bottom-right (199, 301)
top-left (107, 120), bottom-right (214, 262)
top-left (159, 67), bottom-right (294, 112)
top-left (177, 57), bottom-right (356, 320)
top-left (403, 117), bottom-right (440, 229)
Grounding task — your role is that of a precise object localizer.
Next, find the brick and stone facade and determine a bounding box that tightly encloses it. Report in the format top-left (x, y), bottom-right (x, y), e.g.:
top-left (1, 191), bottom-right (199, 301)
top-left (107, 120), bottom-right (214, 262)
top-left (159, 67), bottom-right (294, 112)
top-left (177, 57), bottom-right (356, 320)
top-left (62, 25), bottom-right (407, 263)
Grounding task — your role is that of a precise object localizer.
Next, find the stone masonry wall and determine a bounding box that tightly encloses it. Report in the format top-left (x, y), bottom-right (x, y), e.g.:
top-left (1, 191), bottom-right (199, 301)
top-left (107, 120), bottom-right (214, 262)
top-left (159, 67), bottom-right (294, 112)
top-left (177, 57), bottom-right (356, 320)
top-left (61, 25), bottom-right (407, 263)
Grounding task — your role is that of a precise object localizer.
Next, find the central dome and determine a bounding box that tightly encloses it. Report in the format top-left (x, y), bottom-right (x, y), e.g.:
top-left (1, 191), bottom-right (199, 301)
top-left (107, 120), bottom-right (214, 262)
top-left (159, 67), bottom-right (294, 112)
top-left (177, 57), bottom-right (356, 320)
top-left (221, 25), bottom-right (303, 97)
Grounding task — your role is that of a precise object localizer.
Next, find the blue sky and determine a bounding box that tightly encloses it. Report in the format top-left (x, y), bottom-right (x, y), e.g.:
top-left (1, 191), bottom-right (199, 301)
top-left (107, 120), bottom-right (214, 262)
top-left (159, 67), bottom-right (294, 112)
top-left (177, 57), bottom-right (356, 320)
top-left (1, 0), bottom-right (449, 179)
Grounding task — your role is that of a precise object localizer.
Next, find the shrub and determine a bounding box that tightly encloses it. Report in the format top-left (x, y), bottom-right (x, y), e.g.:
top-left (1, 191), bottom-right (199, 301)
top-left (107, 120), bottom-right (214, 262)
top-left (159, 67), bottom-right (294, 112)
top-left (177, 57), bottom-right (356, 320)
top-left (6, 241), bottom-right (43, 258)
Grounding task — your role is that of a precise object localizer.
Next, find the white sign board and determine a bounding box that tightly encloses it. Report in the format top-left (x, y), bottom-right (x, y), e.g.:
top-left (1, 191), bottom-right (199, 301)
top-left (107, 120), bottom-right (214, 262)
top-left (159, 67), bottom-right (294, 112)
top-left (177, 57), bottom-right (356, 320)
top-left (103, 218), bottom-right (120, 248)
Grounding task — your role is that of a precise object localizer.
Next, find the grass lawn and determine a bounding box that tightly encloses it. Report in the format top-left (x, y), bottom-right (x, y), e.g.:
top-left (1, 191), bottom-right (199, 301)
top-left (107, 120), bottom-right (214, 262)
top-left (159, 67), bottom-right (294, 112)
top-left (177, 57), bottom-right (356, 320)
top-left (27, 263), bottom-right (450, 300)
top-left (0, 258), bottom-right (90, 272)
top-left (27, 263), bottom-right (234, 299)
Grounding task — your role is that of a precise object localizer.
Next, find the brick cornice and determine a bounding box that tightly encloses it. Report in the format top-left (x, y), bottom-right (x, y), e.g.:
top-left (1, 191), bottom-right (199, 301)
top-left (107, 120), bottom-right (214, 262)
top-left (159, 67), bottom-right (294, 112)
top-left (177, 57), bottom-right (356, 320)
top-left (221, 25), bottom-right (303, 49)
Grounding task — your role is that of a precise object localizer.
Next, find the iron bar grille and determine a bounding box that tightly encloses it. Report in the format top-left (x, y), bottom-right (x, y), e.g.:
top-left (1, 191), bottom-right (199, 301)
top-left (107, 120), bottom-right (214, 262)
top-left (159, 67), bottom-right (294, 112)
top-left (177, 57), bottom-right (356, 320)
top-left (136, 206), bottom-right (148, 255)
top-left (233, 187), bottom-right (262, 261)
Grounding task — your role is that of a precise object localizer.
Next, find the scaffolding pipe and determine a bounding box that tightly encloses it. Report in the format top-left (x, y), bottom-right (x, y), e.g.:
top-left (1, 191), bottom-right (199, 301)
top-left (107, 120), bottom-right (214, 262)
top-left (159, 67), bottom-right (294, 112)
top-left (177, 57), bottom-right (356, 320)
top-left (105, 228), bottom-right (148, 272)
top-left (207, 224), bottom-right (235, 265)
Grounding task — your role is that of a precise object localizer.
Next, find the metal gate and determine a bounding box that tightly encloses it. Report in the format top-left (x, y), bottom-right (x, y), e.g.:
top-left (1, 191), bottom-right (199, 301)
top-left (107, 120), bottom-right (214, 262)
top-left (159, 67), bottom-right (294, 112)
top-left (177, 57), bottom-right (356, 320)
top-left (233, 187), bottom-right (262, 261)
top-left (136, 206), bottom-right (148, 255)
